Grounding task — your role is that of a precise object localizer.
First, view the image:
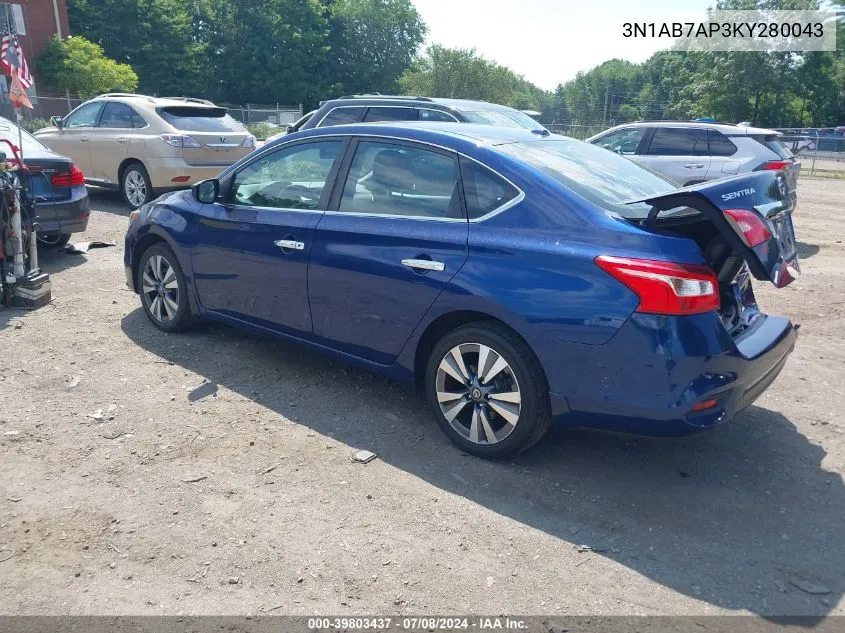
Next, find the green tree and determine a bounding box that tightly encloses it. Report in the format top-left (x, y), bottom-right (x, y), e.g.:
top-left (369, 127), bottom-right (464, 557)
top-left (327, 0), bottom-right (427, 95)
top-left (67, 0), bottom-right (208, 96)
top-left (36, 35), bottom-right (138, 98)
top-left (399, 45), bottom-right (549, 110)
top-left (203, 0), bottom-right (333, 104)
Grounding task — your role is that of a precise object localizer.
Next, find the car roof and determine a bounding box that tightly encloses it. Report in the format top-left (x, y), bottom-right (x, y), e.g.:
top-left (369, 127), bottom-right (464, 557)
top-left (90, 93), bottom-right (222, 110)
top-left (320, 96), bottom-right (526, 113)
top-left (604, 120), bottom-right (779, 136)
top-left (286, 121), bottom-right (571, 150)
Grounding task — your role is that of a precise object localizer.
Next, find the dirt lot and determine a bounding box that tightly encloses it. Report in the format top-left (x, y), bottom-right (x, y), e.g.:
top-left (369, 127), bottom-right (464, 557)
top-left (1, 179), bottom-right (843, 617)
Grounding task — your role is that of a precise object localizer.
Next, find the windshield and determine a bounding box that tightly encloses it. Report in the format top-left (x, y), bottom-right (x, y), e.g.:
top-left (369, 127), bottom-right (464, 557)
top-left (498, 139), bottom-right (677, 218)
top-left (158, 107), bottom-right (245, 133)
top-left (0, 122), bottom-right (47, 155)
top-left (464, 109), bottom-right (546, 130)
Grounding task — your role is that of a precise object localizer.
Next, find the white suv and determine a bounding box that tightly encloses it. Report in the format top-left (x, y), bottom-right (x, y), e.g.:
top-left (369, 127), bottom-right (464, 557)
top-left (587, 121), bottom-right (800, 192)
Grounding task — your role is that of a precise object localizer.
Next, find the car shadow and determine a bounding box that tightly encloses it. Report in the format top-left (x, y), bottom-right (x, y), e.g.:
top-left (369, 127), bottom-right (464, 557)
top-left (120, 309), bottom-right (844, 616)
top-left (86, 187), bottom-right (131, 217)
top-left (796, 241), bottom-right (820, 259)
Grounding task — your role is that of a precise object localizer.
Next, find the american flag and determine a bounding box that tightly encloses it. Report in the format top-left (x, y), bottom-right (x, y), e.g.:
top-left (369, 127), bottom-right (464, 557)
top-left (1, 32), bottom-right (32, 89)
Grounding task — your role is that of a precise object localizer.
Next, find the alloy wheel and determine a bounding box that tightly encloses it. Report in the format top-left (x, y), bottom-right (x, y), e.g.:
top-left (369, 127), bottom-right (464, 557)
top-left (435, 342), bottom-right (522, 445)
top-left (125, 170), bottom-right (148, 207)
top-left (142, 254), bottom-right (180, 322)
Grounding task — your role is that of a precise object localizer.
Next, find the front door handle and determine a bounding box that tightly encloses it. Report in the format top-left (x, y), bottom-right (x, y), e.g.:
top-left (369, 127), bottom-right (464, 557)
top-left (401, 258), bottom-right (445, 272)
top-left (684, 163), bottom-right (704, 169)
top-left (79, 136), bottom-right (89, 142)
top-left (274, 239), bottom-right (304, 251)
top-left (117, 136), bottom-right (129, 143)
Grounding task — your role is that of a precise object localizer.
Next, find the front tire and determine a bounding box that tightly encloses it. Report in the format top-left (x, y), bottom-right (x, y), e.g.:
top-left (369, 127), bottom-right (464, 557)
top-left (425, 322), bottom-right (552, 458)
top-left (121, 163), bottom-right (154, 209)
top-left (37, 232), bottom-right (72, 248)
top-left (137, 243), bottom-right (192, 332)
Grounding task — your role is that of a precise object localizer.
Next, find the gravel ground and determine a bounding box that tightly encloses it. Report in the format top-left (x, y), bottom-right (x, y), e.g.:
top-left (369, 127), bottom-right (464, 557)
top-left (0, 179), bottom-right (843, 616)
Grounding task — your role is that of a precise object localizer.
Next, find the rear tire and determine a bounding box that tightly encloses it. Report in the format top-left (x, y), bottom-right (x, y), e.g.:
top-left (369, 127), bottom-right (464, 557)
top-left (425, 322), bottom-right (552, 458)
top-left (137, 243), bottom-right (192, 332)
top-left (37, 232), bottom-right (71, 248)
top-left (121, 162), bottom-right (154, 209)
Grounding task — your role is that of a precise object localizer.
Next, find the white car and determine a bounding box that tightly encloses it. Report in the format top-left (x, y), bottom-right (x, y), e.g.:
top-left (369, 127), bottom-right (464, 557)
top-left (587, 121), bottom-right (800, 191)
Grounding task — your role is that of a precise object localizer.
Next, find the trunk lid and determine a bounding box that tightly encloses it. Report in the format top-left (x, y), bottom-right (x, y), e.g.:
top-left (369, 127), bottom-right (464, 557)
top-left (158, 105), bottom-right (252, 167)
top-left (630, 170), bottom-right (799, 289)
top-left (25, 156), bottom-right (74, 202)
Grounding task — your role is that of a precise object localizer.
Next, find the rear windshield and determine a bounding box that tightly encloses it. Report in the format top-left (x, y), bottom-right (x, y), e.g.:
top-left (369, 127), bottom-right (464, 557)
top-left (497, 139), bottom-right (677, 218)
top-left (751, 135), bottom-right (793, 159)
top-left (463, 109), bottom-right (545, 130)
top-left (158, 106), bottom-right (245, 132)
top-left (0, 122), bottom-right (46, 154)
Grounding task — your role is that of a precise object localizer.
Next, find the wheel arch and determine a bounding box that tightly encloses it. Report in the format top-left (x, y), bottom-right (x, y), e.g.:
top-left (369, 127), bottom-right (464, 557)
top-left (412, 309), bottom-right (543, 388)
top-left (118, 158), bottom-right (148, 186)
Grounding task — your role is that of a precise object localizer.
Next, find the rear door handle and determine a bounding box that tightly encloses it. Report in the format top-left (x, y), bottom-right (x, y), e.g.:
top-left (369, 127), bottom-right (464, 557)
top-left (401, 258), bottom-right (445, 272)
top-left (79, 137), bottom-right (89, 142)
top-left (274, 239), bottom-right (305, 251)
top-left (117, 137), bottom-right (129, 143)
top-left (684, 163), bottom-right (704, 169)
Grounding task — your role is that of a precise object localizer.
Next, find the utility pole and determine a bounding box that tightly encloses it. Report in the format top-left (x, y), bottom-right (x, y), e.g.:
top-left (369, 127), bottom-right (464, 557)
top-left (603, 80), bottom-right (610, 127)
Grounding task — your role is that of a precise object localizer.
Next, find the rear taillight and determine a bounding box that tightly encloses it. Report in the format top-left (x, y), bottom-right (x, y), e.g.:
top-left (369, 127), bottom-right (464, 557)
top-left (724, 209), bottom-right (772, 247)
top-left (595, 256), bottom-right (720, 316)
top-left (51, 164), bottom-right (85, 187)
top-left (160, 134), bottom-right (202, 148)
top-left (240, 135), bottom-right (256, 148)
top-left (758, 160), bottom-right (792, 171)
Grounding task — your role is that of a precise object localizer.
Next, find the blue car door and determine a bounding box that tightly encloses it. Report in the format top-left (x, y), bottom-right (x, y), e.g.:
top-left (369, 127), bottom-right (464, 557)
top-left (190, 139), bottom-right (346, 335)
top-left (308, 138), bottom-right (469, 365)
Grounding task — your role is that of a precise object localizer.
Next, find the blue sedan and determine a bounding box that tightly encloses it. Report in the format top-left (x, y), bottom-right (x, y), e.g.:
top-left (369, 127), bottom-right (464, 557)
top-left (124, 123), bottom-right (799, 458)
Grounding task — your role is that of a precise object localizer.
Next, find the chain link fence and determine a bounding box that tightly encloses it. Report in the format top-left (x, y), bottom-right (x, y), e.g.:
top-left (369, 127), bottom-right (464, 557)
top-left (774, 129), bottom-right (845, 179)
top-left (543, 123), bottom-right (606, 140)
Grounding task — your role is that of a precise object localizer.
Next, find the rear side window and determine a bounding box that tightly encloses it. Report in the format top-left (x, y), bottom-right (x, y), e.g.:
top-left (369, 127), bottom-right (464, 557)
top-left (752, 135), bottom-right (793, 159)
top-left (420, 109), bottom-right (458, 122)
top-left (708, 130), bottom-right (737, 156)
top-left (339, 141), bottom-right (461, 219)
top-left (363, 107), bottom-right (417, 122)
top-left (318, 107), bottom-right (365, 127)
top-left (647, 128), bottom-right (708, 156)
top-left (460, 157), bottom-right (520, 219)
top-left (99, 102), bottom-right (146, 129)
top-left (159, 107), bottom-right (244, 132)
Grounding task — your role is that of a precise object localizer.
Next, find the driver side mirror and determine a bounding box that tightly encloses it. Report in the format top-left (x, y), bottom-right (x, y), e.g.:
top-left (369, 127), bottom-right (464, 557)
top-left (50, 115), bottom-right (64, 130)
top-left (285, 124), bottom-right (295, 134)
top-left (192, 179), bottom-right (219, 204)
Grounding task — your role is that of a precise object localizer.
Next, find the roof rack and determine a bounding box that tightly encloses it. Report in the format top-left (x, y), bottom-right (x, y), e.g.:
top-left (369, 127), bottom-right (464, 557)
top-left (336, 94), bottom-right (434, 102)
top-left (158, 96), bottom-right (216, 106)
top-left (95, 93), bottom-right (155, 102)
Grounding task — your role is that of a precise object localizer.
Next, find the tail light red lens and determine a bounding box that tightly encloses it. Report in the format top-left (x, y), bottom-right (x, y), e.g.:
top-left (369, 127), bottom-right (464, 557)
top-left (51, 164), bottom-right (85, 187)
top-left (723, 209), bottom-right (772, 247)
top-left (595, 256), bottom-right (720, 315)
top-left (759, 160), bottom-right (792, 171)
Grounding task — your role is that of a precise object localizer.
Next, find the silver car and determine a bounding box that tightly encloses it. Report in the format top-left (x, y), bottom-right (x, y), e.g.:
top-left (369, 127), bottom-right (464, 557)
top-left (587, 121), bottom-right (800, 191)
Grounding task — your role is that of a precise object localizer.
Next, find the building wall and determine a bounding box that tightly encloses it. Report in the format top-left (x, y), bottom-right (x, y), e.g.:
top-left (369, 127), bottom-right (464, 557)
top-left (6, 0), bottom-right (71, 88)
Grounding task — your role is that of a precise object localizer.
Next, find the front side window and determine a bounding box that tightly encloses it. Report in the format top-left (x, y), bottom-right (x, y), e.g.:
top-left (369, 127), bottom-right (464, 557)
top-left (318, 107), bottom-right (365, 127)
top-left (65, 102), bottom-right (104, 128)
top-left (460, 157), bottom-right (520, 219)
top-left (339, 141), bottom-right (461, 219)
top-left (363, 107), bottom-right (417, 122)
top-left (591, 127), bottom-right (645, 155)
top-left (647, 128), bottom-right (708, 156)
top-left (99, 102), bottom-right (141, 129)
top-left (231, 141), bottom-right (342, 210)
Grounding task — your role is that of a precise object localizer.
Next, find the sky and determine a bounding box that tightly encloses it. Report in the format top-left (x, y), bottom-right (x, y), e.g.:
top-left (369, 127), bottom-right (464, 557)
top-left (411, 0), bottom-right (716, 90)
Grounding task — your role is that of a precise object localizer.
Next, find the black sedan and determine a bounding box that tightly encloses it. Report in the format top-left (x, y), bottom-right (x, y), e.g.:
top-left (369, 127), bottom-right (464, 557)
top-left (1, 117), bottom-right (89, 248)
